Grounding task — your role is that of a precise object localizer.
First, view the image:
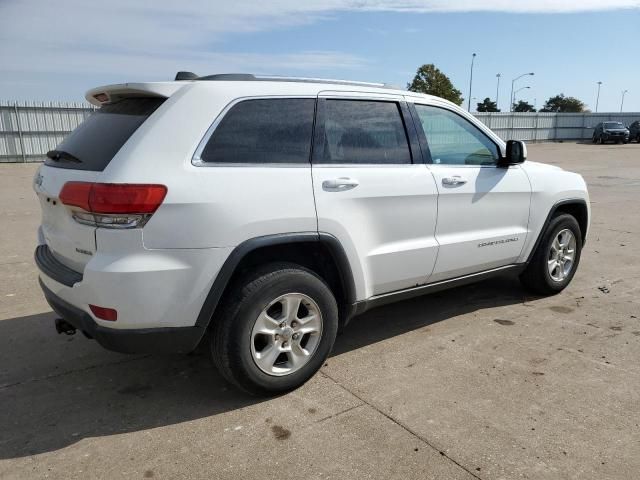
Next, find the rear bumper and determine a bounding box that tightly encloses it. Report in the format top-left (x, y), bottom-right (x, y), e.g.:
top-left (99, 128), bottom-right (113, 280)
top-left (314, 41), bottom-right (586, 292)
top-left (34, 244), bottom-right (83, 287)
top-left (40, 278), bottom-right (204, 354)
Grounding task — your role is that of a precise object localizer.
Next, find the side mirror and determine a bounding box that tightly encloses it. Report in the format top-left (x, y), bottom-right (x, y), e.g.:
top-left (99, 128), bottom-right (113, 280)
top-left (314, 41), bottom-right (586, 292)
top-left (500, 140), bottom-right (527, 166)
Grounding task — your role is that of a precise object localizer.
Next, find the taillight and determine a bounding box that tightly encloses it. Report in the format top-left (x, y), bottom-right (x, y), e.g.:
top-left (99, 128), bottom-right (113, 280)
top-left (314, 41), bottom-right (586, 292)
top-left (59, 182), bottom-right (167, 229)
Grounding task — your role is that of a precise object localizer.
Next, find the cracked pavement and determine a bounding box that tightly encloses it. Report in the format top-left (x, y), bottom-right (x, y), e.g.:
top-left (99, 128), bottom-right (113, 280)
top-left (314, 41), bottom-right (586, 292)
top-left (1, 142), bottom-right (639, 479)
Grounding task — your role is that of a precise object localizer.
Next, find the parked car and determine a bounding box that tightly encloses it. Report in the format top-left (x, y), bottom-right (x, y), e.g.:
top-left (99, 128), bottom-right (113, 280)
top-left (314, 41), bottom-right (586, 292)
top-left (592, 122), bottom-right (630, 144)
top-left (34, 72), bottom-right (590, 395)
top-left (629, 121), bottom-right (640, 143)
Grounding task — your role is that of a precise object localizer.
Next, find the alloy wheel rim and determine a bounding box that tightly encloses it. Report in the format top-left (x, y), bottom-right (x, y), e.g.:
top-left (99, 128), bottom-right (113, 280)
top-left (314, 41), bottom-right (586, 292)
top-left (250, 293), bottom-right (323, 376)
top-left (547, 229), bottom-right (576, 282)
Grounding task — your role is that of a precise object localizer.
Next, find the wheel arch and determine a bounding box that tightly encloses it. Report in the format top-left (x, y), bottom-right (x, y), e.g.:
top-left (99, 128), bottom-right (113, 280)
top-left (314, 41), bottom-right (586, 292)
top-left (526, 198), bottom-right (589, 264)
top-left (195, 232), bottom-right (357, 331)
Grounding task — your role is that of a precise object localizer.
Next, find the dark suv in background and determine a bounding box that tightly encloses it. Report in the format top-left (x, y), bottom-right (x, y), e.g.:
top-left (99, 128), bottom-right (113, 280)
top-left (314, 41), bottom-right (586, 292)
top-left (629, 121), bottom-right (640, 143)
top-left (592, 122), bottom-right (630, 144)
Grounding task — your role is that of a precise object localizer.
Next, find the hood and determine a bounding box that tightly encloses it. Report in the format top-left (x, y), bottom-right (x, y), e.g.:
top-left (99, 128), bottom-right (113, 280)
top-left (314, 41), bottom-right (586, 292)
top-left (522, 160), bottom-right (563, 173)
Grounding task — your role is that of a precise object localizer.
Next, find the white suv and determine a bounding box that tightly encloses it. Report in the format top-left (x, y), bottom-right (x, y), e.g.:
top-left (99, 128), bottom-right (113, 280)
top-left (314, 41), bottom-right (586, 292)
top-left (34, 73), bottom-right (590, 395)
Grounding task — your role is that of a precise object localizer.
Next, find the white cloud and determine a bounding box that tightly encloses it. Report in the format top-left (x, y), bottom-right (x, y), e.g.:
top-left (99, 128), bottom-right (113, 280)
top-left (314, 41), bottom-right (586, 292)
top-left (0, 0), bottom-right (638, 94)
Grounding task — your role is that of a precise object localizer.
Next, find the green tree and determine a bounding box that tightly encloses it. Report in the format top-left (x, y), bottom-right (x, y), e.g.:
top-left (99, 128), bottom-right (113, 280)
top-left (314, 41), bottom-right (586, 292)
top-left (539, 94), bottom-right (586, 113)
top-left (512, 100), bottom-right (536, 112)
top-left (407, 64), bottom-right (464, 105)
top-left (476, 97), bottom-right (500, 112)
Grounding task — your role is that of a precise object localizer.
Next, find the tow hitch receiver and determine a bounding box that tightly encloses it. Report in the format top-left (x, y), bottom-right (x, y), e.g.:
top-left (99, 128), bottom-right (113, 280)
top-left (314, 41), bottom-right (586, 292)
top-left (55, 318), bottom-right (76, 335)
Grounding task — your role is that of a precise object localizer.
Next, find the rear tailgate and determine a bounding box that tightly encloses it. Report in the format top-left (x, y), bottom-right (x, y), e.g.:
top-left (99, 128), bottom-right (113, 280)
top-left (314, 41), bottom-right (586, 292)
top-left (35, 94), bottom-right (169, 274)
top-left (35, 166), bottom-right (98, 272)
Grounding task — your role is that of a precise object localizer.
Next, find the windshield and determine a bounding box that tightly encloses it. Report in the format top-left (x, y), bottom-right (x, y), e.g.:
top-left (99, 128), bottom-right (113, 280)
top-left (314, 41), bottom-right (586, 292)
top-left (45, 97), bottom-right (165, 171)
top-left (603, 122), bottom-right (625, 129)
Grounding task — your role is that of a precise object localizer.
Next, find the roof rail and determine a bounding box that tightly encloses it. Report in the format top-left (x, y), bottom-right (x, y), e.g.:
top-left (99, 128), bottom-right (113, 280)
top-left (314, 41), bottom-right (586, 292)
top-left (198, 73), bottom-right (257, 81)
top-left (175, 72), bottom-right (391, 88)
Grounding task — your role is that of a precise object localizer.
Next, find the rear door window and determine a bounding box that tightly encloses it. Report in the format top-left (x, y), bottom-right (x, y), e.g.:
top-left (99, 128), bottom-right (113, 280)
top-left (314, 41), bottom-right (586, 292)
top-left (46, 97), bottom-right (165, 171)
top-left (199, 98), bottom-right (315, 164)
top-left (314, 100), bottom-right (412, 164)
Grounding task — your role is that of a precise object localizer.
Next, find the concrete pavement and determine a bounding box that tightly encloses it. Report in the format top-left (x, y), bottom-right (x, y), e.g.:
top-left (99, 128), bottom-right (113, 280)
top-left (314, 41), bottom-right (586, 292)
top-left (1, 142), bottom-right (639, 479)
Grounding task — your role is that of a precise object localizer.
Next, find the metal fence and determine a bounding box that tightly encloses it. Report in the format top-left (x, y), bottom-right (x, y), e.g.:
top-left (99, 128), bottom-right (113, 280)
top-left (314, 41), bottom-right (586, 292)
top-left (0, 101), bottom-right (95, 163)
top-left (1, 100), bottom-right (639, 163)
top-left (474, 112), bottom-right (640, 142)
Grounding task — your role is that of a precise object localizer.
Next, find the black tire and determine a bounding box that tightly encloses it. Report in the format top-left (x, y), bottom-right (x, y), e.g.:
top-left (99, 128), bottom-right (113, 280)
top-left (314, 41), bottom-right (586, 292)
top-left (591, 135), bottom-right (597, 144)
top-left (520, 214), bottom-right (583, 295)
top-left (598, 135), bottom-right (605, 145)
top-left (210, 263), bottom-right (338, 396)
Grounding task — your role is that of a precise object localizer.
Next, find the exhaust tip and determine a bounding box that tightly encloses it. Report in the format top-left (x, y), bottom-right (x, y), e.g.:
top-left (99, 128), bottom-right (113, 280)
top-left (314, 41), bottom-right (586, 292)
top-left (55, 318), bottom-right (76, 336)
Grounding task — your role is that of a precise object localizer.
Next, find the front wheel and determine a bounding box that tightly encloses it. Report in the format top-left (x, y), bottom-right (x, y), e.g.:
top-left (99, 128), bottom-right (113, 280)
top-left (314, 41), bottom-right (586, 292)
top-left (210, 263), bottom-right (338, 395)
top-left (520, 214), bottom-right (583, 295)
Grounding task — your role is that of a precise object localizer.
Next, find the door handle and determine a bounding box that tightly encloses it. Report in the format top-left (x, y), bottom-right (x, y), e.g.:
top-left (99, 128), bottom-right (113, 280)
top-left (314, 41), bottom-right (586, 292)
top-left (442, 176), bottom-right (467, 187)
top-left (322, 177), bottom-right (359, 191)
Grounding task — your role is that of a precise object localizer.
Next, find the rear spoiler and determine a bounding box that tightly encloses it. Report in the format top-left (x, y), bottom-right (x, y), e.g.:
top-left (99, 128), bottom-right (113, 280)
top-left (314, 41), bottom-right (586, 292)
top-left (85, 82), bottom-right (185, 107)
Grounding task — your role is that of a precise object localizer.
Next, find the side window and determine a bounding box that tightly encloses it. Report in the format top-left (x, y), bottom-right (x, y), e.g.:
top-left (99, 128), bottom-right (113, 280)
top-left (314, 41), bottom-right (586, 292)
top-left (199, 98), bottom-right (315, 164)
top-left (315, 100), bottom-right (412, 164)
top-left (414, 105), bottom-right (499, 166)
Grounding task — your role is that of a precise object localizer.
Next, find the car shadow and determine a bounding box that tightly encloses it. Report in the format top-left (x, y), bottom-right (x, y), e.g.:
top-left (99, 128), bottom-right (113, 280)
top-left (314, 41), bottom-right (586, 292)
top-left (0, 273), bottom-right (532, 460)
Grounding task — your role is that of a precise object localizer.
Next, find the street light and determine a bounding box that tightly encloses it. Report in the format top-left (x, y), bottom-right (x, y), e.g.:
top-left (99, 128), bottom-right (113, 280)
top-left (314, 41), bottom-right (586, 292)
top-left (513, 86), bottom-right (531, 110)
top-left (595, 81), bottom-right (603, 113)
top-left (495, 73), bottom-right (501, 109)
top-left (510, 72), bottom-right (535, 112)
top-left (467, 53), bottom-right (477, 112)
top-left (620, 89), bottom-right (628, 112)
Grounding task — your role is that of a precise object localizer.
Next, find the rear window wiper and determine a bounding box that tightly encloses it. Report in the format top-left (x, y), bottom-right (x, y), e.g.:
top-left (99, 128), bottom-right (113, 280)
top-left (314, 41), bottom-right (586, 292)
top-left (46, 150), bottom-right (82, 163)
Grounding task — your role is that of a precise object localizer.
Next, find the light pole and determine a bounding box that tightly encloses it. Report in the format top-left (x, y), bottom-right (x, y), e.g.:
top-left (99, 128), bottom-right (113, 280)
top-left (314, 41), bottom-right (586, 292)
top-left (495, 73), bottom-right (501, 109)
top-left (513, 86), bottom-right (531, 110)
top-left (510, 72), bottom-right (535, 112)
top-left (467, 53), bottom-right (476, 111)
top-left (595, 81), bottom-right (602, 113)
top-left (620, 90), bottom-right (628, 112)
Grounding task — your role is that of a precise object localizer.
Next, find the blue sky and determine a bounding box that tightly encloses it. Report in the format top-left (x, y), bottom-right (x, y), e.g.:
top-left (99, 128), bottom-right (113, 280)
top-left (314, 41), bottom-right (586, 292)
top-left (1, 0), bottom-right (639, 112)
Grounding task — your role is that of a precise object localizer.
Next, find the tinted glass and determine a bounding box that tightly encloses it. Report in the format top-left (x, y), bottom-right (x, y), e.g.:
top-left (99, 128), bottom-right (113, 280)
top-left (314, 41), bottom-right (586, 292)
top-left (414, 105), bottom-right (498, 165)
top-left (604, 122), bottom-right (625, 129)
top-left (316, 100), bottom-right (411, 164)
top-left (200, 99), bottom-right (315, 164)
top-left (45, 98), bottom-right (165, 171)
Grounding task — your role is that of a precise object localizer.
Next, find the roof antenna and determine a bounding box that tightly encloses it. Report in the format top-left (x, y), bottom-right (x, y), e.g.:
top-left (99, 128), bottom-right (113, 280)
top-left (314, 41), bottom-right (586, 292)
top-left (175, 71), bottom-right (199, 81)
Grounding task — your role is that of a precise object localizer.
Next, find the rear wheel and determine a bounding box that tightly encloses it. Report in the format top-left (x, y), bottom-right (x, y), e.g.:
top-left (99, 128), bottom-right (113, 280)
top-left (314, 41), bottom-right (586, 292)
top-left (520, 214), bottom-right (582, 295)
top-left (210, 263), bottom-right (338, 395)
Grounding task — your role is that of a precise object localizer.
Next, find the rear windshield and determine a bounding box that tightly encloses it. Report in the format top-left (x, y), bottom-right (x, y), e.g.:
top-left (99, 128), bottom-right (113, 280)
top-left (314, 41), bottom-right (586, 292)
top-left (45, 97), bottom-right (165, 171)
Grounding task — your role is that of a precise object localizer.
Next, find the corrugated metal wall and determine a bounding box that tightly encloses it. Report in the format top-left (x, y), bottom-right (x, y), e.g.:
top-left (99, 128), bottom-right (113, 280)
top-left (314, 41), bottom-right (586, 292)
top-left (0, 101), bottom-right (95, 163)
top-left (475, 112), bottom-right (640, 142)
top-left (0, 101), bottom-right (638, 163)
